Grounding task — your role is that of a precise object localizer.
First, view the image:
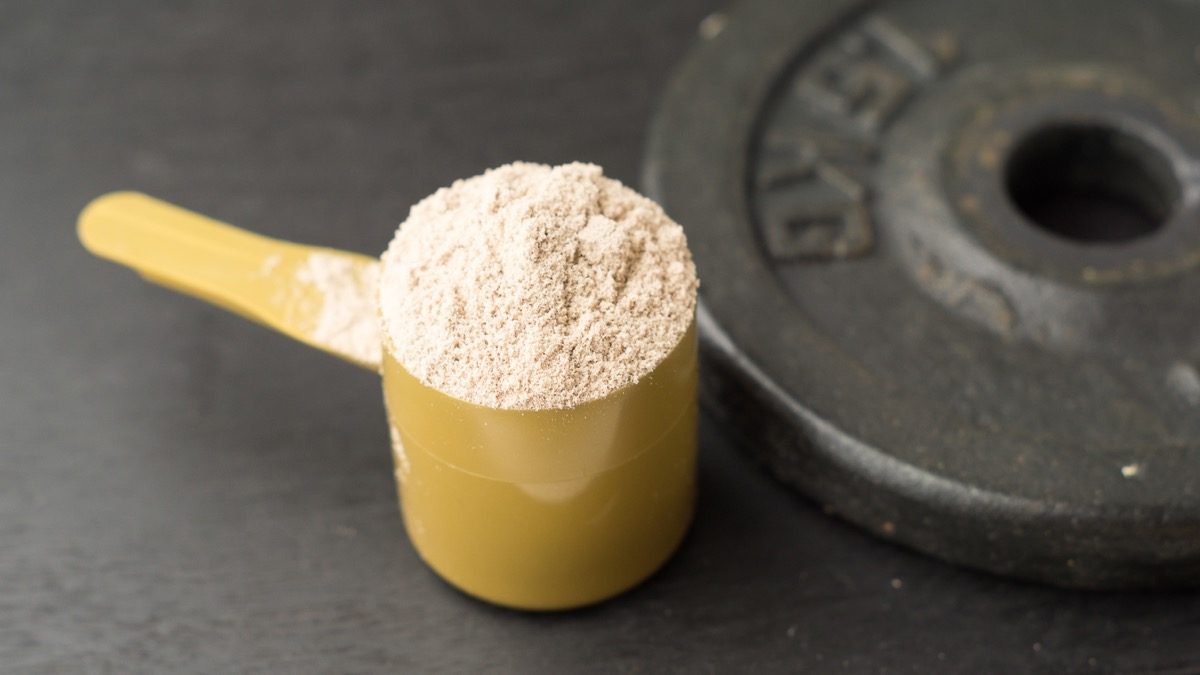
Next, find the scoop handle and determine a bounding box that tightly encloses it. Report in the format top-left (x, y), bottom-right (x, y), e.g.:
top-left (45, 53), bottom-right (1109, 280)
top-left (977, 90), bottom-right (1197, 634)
top-left (78, 191), bottom-right (381, 371)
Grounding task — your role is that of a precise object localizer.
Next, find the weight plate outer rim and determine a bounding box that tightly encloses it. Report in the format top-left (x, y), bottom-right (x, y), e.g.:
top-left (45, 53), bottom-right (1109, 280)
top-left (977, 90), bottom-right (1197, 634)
top-left (643, 0), bottom-right (1200, 588)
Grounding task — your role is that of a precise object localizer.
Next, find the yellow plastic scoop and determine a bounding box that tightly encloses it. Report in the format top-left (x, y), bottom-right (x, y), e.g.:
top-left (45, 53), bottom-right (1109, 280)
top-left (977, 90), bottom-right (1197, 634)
top-left (78, 191), bottom-right (382, 371)
top-left (77, 191), bottom-right (698, 610)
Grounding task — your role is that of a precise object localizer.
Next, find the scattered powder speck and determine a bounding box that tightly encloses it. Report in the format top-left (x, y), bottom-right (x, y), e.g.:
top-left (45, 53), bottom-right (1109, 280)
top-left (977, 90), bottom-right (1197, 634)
top-left (259, 253), bottom-right (282, 276)
top-left (379, 162), bottom-right (698, 410)
top-left (389, 422), bottom-right (411, 479)
top-left (295, 252), bottom-right (382, 367)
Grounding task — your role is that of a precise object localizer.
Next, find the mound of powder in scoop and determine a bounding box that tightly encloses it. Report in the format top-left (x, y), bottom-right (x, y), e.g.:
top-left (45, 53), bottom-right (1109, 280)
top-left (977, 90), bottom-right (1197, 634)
top-left (378, 162), bottom-right (698, 410)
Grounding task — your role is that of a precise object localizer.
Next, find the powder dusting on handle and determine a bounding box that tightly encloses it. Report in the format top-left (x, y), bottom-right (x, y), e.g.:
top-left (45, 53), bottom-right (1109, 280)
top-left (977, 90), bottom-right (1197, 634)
top-left (295, 253), bottom-right (382, 367)
top-left (379, 162), bottom-right (698, 410)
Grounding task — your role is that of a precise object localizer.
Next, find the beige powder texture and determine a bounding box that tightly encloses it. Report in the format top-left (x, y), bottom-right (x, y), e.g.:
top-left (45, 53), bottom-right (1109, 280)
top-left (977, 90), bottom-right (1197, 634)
top-left (295, 252), bottom-right (382, 368)
top-left (379, 162), bottom-right (698, 410)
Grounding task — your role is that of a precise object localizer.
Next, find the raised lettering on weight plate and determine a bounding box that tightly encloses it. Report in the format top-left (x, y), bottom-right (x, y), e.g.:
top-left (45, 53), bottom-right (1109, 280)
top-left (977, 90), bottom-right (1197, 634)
top-left (797, 16), bottom-right (953, 136)
top-left (755, 16), bottom-right (957, 262)
top-left (757, 139), bottom-right (873, 260)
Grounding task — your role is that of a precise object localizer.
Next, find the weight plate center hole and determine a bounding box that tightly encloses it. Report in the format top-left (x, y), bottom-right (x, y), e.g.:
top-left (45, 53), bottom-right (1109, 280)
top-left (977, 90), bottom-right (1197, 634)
top-left (1004, 123), bottom-right (1181, 244)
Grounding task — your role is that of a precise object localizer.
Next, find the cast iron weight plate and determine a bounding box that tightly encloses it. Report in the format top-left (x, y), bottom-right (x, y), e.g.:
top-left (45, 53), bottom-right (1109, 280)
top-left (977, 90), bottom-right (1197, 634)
top-left (644, 0), bottom-right (1200, 588)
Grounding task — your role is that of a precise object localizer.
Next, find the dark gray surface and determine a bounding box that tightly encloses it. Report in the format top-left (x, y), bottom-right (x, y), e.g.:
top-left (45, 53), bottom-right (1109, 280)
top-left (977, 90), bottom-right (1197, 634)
top-left (2, 1), bottom-right (1199, 672)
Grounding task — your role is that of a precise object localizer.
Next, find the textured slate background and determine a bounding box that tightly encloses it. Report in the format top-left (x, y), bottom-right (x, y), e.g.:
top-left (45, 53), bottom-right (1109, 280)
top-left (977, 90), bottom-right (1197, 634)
top-left (2, 1), bottom-right (1198, 672)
